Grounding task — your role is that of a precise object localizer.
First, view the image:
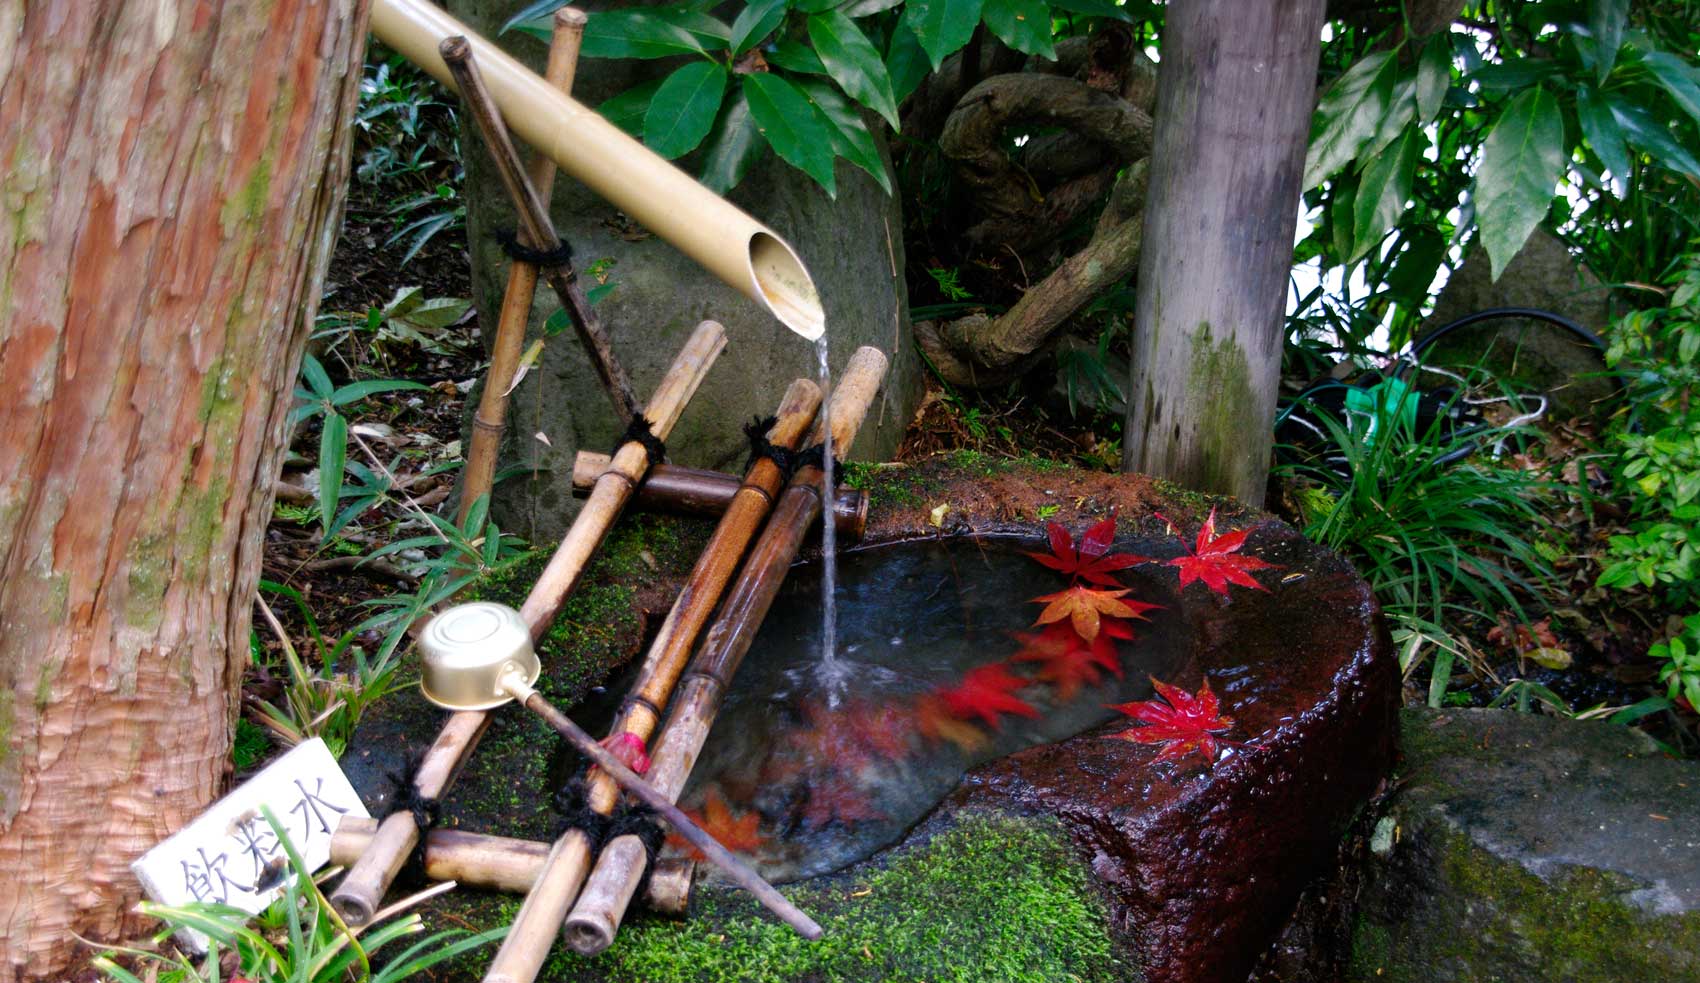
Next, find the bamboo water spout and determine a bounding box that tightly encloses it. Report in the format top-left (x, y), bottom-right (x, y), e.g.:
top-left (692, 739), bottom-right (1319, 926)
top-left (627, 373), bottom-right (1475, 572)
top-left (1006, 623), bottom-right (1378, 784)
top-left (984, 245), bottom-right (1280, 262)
top-left (370, 0), bottom-right (824, 340)
top-left (328, 321), bottom-right (726, 926)
top-left (570, 451), bottom-right (869, 540)
top-left (563, 346), bottom-right (891, 956)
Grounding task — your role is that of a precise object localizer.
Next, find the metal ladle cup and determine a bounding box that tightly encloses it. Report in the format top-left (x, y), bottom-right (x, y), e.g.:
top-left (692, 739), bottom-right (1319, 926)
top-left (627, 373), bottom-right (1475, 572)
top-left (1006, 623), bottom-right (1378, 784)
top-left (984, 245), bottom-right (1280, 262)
top-left (416, 603), bottom-right (823, 941)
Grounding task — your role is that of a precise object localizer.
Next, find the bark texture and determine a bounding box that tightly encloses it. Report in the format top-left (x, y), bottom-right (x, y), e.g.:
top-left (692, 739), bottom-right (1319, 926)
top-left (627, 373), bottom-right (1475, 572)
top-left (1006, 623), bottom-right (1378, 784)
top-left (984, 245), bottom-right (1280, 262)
top-left (1121, 0), bottom-right (1326, 506)
top-left (0, 2), bottom-right (368, 977)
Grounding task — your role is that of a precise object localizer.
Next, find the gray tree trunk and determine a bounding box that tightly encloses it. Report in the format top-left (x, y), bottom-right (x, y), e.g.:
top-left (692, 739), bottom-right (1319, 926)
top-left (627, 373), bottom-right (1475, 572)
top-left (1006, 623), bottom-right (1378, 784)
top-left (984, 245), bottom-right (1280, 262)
top-left (447, 0), bottom-right (921, 545)
top-left (1121, 0), bottom-right (1325, 506)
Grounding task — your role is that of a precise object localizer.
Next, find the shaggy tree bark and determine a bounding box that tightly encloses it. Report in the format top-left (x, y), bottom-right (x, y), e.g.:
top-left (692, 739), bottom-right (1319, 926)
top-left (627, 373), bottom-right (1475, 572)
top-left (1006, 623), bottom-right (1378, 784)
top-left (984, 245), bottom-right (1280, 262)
top-left (0, 2), bottom-right (368, 978)
top-left (1120, 0), bottom-right (1325, 506)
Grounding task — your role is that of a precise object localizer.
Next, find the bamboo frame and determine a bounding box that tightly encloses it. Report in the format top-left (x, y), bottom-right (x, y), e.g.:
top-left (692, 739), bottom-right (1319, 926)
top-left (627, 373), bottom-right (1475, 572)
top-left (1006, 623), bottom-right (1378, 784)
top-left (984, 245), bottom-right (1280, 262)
top-left (371, 0), bottom-right (824, 340)
top-left (440, 34), bottom-right (638, 422)
top-left (563, 347), bottom-right (891, 955)
top-left (481, 380), bottom-right (823, 983)
top-left (459, 9), bottom-right (584, 527)
top-left (328, 321), bottom-right (727, 926)
top-left (569, 451), bottom-right (869, 541)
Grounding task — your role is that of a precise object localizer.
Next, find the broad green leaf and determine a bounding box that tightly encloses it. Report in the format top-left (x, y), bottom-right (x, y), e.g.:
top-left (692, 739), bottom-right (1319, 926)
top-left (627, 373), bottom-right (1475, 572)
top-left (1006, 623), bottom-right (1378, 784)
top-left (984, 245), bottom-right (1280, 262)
top-left (902, 0), bottom-right (986, 71)
top-left (1467, 58), bottom-right (1559, 92)
top-left (319, 412), bottom-right (348, 532)
top-left (398, 296), bottom-right (471, 329)
top-left (1473, 87), bottom-right (1564, 281)
top-left (809, 10), bottom-right (901, 129)
top-left (644, 61), bottom-right (728, 159)
top-left (768, 39), bottom-right (828, 74)
top-left (301, 353), bottom-right (334, 400)
top-left (1589, 0), bottom-right (1628, 81)
top-left (886, 22), bottom-right (931, 105)
top-left (330, 379), bottom-right (429, 406)
top-left (1351, 129), bottom-right (1418, 262)
top-left (700, 89), bottom-right (766, 193)
top-left (597, 79), bottom-right (665, 137)
top-left (1359, 78), bottom-right (1415, 163)
top-left (576, 9), bottom-right (709, 59)
top-left (981, 0), bottom-right (1055, 59)
top-left (843, 0), bottom-right (904, 16)
top-left (1416, 34), bottom-right (1450, 122)
top-left (1576, 85), bottom-right (1629, 193)
top-left (1046, 0), bottom-right (1134, 22)
top-left (796, 77), bottom-right (894, 194)
top-left (1304, 50), bottom-right (1397, 188)
top-left (1329, 177), bottom-right (1358, 261)
top-left (743, 72), bottom-right (838, 196)
top-left (1384, 227), bottom-right (1446, 304)
top-left (1607, 92), bottom-right (1700, 179)
top-left (731, 0), bottom-right (787, 55)
top-left (791, 0), bottom-right (842, 11)
top-left (1643, 51), bottom-right (1700, 127)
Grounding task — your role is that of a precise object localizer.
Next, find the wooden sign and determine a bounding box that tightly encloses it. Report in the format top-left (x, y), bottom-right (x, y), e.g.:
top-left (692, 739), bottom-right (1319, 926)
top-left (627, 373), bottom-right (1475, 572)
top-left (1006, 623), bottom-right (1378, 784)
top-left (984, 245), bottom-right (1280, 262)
top-left (131, 738), bottom-right (370, 949)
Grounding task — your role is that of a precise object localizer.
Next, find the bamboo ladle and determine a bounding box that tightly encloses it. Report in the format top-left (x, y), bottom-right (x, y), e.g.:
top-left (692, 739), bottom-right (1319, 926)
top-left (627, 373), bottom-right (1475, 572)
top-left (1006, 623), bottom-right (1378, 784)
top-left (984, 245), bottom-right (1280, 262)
top-left (414, 602), bottom-right (823, 943)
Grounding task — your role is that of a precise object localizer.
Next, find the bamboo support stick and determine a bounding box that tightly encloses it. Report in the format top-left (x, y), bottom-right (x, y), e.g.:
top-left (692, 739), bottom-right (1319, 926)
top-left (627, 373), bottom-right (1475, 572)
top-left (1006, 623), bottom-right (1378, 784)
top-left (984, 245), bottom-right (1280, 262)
top-left (371, 0), bottom-right (825, 340)
top-left (570, 451), bottom-right (869, 541)
top-left (459, 9), bottom-right (585, 527)
top-left (329, 321), bottom-right (726, 926)
top-left (563, 347), bottom-right (890, 956)
top-left (329, 818), bottom-right (694, 913)
top-left (481, 381), bottom-right (823, 983)
top-left (440, 34), bottom-right (638, 422)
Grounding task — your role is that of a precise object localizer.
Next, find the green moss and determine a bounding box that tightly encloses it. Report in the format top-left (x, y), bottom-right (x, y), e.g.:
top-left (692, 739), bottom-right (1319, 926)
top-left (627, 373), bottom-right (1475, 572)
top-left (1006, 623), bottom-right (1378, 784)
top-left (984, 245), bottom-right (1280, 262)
top-left (1186, 323), bottom-right (1259, 493)
top-left (843, 452), bottom-right (1068, 510)
top-left (124, 532), bottom-right (169, 635)
top-left (221, 156), bottom-right (273, 230)
top-left (536, 811), bottom-right (1131, 983)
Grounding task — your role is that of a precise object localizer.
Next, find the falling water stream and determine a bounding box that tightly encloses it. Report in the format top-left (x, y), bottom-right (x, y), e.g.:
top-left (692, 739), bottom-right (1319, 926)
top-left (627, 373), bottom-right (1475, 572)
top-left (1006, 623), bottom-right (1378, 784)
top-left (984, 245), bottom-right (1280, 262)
top-left (814, 336), bottom-right (850, 707)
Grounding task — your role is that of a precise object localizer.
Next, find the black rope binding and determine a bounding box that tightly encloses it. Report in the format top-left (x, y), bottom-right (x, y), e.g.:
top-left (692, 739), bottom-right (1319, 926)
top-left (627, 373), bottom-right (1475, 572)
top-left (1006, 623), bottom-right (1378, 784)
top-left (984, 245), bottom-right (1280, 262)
top-left (742, 414), bottom-right (801, 479)
top-left (494, 227), bottom-right (575, 268)
top-left (384, 761), bottom-right (443, 881)
top-left (551, 777), bottom-right (614, 848)
top-left (615, 414), bottom-right (668, 469)
top-left (792, 442), bottom-right (845, 483)
top-left (607, 803), bottom-right (667, 902)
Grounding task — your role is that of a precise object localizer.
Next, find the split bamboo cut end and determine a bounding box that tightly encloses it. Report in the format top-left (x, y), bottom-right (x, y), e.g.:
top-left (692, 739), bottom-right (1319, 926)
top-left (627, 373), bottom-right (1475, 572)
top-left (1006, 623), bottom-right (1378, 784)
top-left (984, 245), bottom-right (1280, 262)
top-left (749, 233), bottom-right (824, 341)
top-left (826, 346), bottom-right (890, 449)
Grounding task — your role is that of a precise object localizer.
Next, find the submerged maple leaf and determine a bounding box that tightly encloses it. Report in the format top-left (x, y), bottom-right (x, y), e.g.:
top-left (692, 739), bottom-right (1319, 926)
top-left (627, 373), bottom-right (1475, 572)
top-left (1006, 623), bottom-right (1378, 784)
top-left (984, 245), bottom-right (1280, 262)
top-left (935, 663), bottom-right (1040, 729)
top-left (1032, 585), bottom-right (1161, 642)
top-left (1026, 516), bottom-right (1152, 587)
top-left (1108, 677), bottom-right (1236, 765)
top-left (1162, 508), bottom-right (1277, 596)
top-left (801, 780), bottom-right (888, 829)
top-left (913, 693), bottom-right (989, 752)
top-left (1010, 622), bottom-right (1125, 702)
top-left (668, 786), bottom-right (766, 860)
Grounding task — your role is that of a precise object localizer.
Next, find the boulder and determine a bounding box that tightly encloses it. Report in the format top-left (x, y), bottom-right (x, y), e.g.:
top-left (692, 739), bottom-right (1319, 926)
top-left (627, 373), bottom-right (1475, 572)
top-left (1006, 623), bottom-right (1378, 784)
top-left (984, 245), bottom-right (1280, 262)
top-left (1348, 708), bottom-right (1700, 982)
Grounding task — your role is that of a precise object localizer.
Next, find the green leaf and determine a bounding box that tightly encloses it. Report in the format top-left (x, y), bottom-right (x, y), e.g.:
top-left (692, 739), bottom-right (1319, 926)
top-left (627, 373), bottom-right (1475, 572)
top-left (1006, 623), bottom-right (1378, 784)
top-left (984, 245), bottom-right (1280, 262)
top-left (501, 0), bottom-right (566, 35)
top-left (1329, 177), bottom-right (1358, 261)
top-left (1606, 93), bottom-right (1700, 179)
top-left (1359, 78), bottom-right (1415, 163)
top-left (578, 8), bottom-right (710, 59)
top-left (1384, 227), bottom-right (1446, 304)
top-left (1576, 85), bottom-right (1630, 192)
top-left (1643, 51), bottom-right (1700, 128)
top-left (1416, 34), bottom-right (1450, 122)
top-left (843, 0), bottom-right (904, 16)
top-left (731, 0), bottom-right (787, 55)
top-left (598, 79), bottom-right (665, 138)
top-left (796, 77), bottom-right (894, 194)
top-left (1045, 0), bottom-right (1133, 22)
top-left (318, 412), bottom-right (348, 532)
top-left (301, 353), bottom-right (334, 400)
top-left (1467, 58), bottom-right (1559, 92)
top-left (699, 89), bottom-right (766, 193)
top-left (743, 72), bottom-right (838, 196)
top-left (644, 61), bottom-right (728, 159)
top-left (1351, 129), bottom-right (1418, 263)
top-left (1473, 86), bottom-right (1564, 282)
top-left (901, 0), bottom-right (986, 71)
top-left (768, 39), bottom-right (828, 74)
top-left (1589, 0), bottom-right (1628, 81)
top-left (886, 22), bottom-right (931, 105)
top-left (981, 0), bottom-right (1055, 60)
top-left (791, 0), bottom-right (841, 11)
top-left (808, 11), bottom-right (901, 129)
top-left (1304, 50), bottom-right (1397, 188)
top-left (330, 379), bottom-right (429, 406)
top-left (543, 308), bottom-right (573, 336)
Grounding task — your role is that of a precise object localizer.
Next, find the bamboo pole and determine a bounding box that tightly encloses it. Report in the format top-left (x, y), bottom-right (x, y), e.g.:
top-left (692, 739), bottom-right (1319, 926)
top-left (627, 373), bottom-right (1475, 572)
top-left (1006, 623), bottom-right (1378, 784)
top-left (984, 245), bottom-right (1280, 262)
top-left (440, 34), bottom-right (638, 422)
top-left (459, 9), bottom-right (585, 527)
top-left (570, 451), bottom-right (870, 541)
top-left (481, 380), bottom-right (823, 983)
top-left (329, 320), bottom-right (727, 925)
top-left (370, 0), bottom-right (824, 341)
top-left (563, 347), bottom-right (890, 956)
top-left (329, 818), bottom-right (694, 913)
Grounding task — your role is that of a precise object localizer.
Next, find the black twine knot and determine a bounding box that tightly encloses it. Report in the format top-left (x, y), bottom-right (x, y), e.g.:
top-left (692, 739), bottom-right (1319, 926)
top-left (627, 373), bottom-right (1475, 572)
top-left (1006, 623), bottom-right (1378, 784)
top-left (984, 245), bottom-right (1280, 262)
top-left (742, 415), bottom-right (800, 478)
top-left (793, 442), bottom-right (845, 485)
top-left (384, 762), bottom-right (443, 878)
top-left (608, 802), bottom-right (668, 902)
top-left (552, 777), bottom-right (614, 848)
top-left (495, 227), bottom-right (575, 268)
top-left (615, 414), bottom-right (667, 469)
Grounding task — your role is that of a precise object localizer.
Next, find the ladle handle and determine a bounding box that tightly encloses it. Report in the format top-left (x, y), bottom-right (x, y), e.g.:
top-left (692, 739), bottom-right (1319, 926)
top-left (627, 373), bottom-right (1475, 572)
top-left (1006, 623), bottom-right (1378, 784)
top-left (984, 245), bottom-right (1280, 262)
top-left (511, 687), bottom-right (824, 941)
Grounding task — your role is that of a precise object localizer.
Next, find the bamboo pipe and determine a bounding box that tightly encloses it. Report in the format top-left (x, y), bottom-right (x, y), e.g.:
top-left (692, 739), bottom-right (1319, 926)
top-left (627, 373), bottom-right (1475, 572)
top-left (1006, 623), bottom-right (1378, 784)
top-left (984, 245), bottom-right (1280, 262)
top-left (329, 818), bottom-right (695, 914)
top-left (329, 321), bottom-right (726, 925)
top-left (481, 381), bottom-right (822, 983)
top-left (370, 0), bottom-right (825, 340)
top-left (441, 34), bottom-right (638, 421)
top-left (563, 347), bottom-right (890, 956)
top-left (459, 9), bottom-right (585, 527)
top-left (570, 451), bottom-right (869, 541)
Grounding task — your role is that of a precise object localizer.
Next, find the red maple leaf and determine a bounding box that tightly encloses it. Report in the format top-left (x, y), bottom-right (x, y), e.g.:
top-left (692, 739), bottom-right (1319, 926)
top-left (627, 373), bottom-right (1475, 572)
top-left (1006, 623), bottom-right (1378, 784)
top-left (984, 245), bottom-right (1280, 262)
top-left (1107, 677), bottom-right (1236, 764)
top-left (913, 693), bottom-right (989, 752)
top-left (777, 699), bottom-right (915, 776)
top-left (1161, 508), bottom-right (1277, 595)
top-left (935, 663), bottom-right (1040, 729)
top-left (668, 786), bottom-right (766, 859)
top-left (801, 780), bottom-right (888, 829)
top-left (1026, 516), bottom-right (1152, 587)
top-left (1010, 622), bottom-right (1125, 702)
top-left (1032, 585), bottom-right (1161, 642)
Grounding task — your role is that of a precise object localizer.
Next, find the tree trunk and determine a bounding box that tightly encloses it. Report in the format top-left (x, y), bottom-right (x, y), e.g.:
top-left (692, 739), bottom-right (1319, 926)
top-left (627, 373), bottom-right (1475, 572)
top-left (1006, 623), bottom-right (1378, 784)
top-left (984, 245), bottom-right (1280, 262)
top-left (0, 3), bottom-right (368, 978)
top-left (1120, 0), bottom-right (1325, 506)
